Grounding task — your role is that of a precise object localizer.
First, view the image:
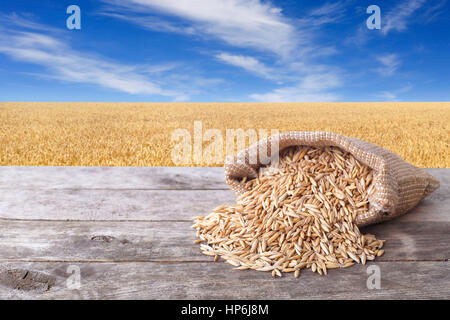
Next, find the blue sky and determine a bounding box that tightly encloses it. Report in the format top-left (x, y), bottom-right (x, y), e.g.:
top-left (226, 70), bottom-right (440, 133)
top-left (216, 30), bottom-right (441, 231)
top-left (0, 0), bottom-right (448, 102)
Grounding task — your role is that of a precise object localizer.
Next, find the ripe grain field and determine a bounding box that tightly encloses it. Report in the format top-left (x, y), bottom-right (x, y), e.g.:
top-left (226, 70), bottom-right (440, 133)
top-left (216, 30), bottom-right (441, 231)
top-left (0, 102), bottom-right (448, 167)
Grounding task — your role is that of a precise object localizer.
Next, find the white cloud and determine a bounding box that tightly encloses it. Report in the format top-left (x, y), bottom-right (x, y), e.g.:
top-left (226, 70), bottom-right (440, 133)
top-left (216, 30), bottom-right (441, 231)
top-left (0, 30), bottom-right (179, 97)
top-left (1, 4), bottom-right (348, 102)
top-left (0, 14), bottom-right (223, 100)
top-left (375, 54), bottom-right (401, 76)
top-left (345, 24), bottom-right (371, 47)
top-left (378, 84), bottom-right (413, 101)
top-left (250, 73), bottom-right (341, 102)
top-left (215, 52), bottom-right (275, 79)
top-left (383, 0), bottom-right (427, 34)
top-left (348, 0), bottom-right (442, 45)
top-left (0, 12), bottom-right (60, 33)
top-left (100, 12), bottom-right (197, 35)
top-left (143, 63), bottom-right (179, 74)
top-left (100, 0), bottom-right (346, 101)
top-left (298, 1), bottom-right (348, 27)
top-left (299, 73), bottom-right (341, 91)
top-left (101, 0), bottom-right (298, 57)
top-left (421, 0), bottom-right (448, 24)
top-left (310, 2), bottom-right (345, 16)
top-left (379, 91), bottom-right (398, 101)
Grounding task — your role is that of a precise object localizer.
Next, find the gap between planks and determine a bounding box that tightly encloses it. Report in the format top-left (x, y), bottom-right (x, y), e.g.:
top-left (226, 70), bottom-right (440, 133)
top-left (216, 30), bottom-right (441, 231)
top-left (0, 218), bottom-right (192, 222)
top-left (0, 258), bottom-right (447, 263)
top-left (0, 188), bottom-right (229, 191)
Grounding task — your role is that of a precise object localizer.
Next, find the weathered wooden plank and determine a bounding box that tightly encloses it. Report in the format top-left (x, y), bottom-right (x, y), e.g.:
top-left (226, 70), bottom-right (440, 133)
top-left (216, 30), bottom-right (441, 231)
top-left (0, 220), bottom-right (202, 262)
top-left (0, 261), bottom-right (448, 299)
top-left (0, 167), bottom-right (444, 191)
top-left (0, 170), bottom-right (447, 221)
top-left (0, 189), bottom-right (236, 221)
top-left (0, 167), bottom-right (227, 190)
top-left (0, 220), bottom-right (448, 262)
top-left (363, 221), bottom-right (450, 261)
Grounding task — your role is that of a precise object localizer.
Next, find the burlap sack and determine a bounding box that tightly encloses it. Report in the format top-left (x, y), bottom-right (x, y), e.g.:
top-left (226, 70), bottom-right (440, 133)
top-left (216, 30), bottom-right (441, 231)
top-left (224, 131), bottom-right (440, 227)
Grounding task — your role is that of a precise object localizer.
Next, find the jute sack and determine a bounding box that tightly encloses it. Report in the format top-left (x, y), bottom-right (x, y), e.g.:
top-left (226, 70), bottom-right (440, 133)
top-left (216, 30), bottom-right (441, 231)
top-left (224, 131), bottom-right (440, 227)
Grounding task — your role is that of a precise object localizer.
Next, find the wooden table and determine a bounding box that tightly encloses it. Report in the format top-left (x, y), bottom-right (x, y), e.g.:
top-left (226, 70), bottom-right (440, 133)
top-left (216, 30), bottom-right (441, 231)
top-left (0, 167), bottom-right (448, 299)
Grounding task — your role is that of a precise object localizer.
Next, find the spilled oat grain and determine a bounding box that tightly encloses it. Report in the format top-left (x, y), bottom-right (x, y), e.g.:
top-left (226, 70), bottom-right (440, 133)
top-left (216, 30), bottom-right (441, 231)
top-left (192, 146), bottom-right (385, 277)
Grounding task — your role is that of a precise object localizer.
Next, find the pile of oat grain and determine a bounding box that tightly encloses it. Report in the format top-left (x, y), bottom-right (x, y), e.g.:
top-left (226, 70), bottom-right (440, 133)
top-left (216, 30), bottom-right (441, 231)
top-left (192, 146), bottom-right (385, 277)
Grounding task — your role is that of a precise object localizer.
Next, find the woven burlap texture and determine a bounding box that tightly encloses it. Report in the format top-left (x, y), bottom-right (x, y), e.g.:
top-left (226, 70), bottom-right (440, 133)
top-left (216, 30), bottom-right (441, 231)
top-left (224, 131), bottom-right (440, 227)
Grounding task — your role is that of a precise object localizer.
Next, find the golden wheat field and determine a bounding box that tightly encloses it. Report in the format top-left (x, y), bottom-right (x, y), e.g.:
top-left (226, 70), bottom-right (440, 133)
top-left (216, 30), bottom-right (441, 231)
top-left (0, 102), bottom-right (448, 167)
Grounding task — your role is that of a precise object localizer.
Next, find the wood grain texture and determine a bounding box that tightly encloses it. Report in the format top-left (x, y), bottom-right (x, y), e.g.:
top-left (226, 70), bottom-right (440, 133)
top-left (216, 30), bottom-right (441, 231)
top-left (0, 189), bottom-right (236, 220)
top-left (0, 220), bottom-right (202, 262)
top-left (0, 219), bottom-right (448, 262)
top-left (0, 167), bottom-right (447, 299)
top-left (1, 167), bottom-right (444, 191)
top-left (0, 167), bottom-right (227, 190)
top-left (0, 261), bottom-right (448, 300)
top-left (0, 168), bottom-right (446, 222)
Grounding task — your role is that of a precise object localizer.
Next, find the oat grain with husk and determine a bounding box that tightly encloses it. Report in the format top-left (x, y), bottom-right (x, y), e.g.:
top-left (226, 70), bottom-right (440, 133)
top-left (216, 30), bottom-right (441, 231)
top-left (192, 146), bottom-right (386, 277)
